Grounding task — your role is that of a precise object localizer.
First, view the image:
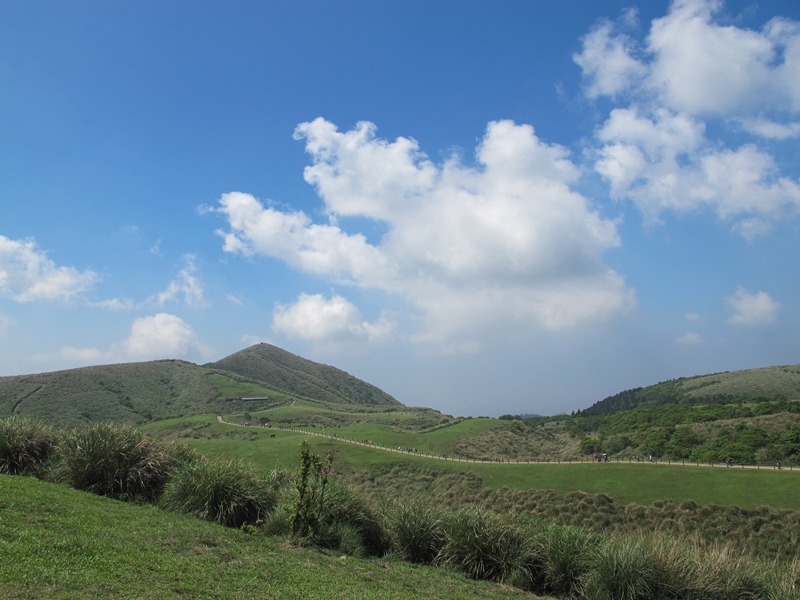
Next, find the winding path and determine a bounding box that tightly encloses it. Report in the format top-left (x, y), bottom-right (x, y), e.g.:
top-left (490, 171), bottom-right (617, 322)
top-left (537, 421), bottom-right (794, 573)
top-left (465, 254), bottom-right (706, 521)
top-left (215, 415), bottom-right (795, 472)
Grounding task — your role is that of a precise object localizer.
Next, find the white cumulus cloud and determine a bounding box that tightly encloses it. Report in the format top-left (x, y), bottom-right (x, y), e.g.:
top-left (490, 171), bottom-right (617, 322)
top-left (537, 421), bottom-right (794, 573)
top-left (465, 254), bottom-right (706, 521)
top-left (0, 235), bottom-right (99, 303)
top-left (273, 293), bottom-right (393, 343)
top-left (213, 119), bottom-right (634, 343)
top-left (726, 286), bottom-right (781, 325)
top-left (578, 0), bottom-right (800, 237)
top-left (121, 313), bottom-right (205, 359)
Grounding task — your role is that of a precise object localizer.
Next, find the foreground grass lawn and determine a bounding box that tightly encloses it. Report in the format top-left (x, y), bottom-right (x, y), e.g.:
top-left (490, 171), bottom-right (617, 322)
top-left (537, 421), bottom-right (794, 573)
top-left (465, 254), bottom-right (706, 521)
top-left (0, 475), bottom-right (542, 600)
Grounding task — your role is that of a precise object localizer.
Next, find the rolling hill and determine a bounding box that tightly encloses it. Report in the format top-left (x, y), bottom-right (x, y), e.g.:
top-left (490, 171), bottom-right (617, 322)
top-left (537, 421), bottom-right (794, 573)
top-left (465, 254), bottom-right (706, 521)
top-left (578, 363), bottom-right (800, 417)
top-left (205, 343), bottom-right (398, 407)
top-left (0, 343), bottom-right (400, 427)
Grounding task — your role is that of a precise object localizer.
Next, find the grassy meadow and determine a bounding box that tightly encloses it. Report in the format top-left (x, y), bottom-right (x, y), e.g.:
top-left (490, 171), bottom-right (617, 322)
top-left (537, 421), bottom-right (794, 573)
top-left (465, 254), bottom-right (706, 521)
top-left (0, 475), bottom-right (536, 600)
top-left (4, 355), bottom-right (800, 597)
top-left (143, 411), bottom-right (799, 511)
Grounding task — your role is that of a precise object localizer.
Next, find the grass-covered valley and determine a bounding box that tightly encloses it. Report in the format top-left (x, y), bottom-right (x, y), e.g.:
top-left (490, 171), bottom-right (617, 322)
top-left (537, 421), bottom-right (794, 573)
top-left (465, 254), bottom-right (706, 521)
top-left (3, 344), bottom-right (800, 598)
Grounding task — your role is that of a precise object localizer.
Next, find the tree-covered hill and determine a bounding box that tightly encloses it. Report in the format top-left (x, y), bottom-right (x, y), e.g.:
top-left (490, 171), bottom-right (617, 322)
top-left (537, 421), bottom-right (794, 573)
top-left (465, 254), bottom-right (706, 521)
top-left (0, 344), bottom-right (400, 427)
top-left (578, 364), bottom-right (800, 417)
top-left (528, 364), bottom-right (800, 465)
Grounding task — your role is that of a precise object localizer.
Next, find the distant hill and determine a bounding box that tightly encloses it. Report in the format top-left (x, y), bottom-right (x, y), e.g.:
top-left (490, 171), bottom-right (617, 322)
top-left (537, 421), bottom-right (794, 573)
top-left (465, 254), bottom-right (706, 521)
top-left (0, 343), bottom-right (400, 427)
top-left (578, 364), bottom-right (800, 417)
top-left (533, 363), bottom-right (800, 465)
top-left (205, 343), bottom-right (399, 407)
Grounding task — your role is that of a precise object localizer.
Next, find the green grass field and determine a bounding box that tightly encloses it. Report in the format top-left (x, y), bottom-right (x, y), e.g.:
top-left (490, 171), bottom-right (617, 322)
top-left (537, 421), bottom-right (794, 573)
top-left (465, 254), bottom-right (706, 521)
top-left (144, 414), bottom-right (800, 511)
top-left (0, 475), bottom-right (541, 600)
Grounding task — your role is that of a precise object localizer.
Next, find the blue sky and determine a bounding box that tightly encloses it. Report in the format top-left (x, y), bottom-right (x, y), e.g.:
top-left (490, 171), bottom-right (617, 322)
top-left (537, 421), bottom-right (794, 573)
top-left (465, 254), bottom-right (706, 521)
top-left (2, 0), bottom-right (799, 416)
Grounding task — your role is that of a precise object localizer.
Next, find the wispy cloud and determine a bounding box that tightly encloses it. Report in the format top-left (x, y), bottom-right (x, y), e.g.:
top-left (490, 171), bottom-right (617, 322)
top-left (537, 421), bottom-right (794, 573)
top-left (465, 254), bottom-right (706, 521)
top-left (151, 254), bottom-right (206, 307)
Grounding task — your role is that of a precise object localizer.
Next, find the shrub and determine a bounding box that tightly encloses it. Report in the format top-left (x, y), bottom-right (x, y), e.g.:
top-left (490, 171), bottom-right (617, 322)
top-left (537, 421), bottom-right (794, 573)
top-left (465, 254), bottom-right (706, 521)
top-left (51, 422), bottom-right (185, 501)
top-left (382, 500), bottom-right (446, 564)
top-left (0, 416), bottom-right (57, 477)
top-left (437, 508), bottom-right (541, 587)
top-left (160, 456), bottom-right (277, 528)
top-left (290, 441), bottom-right (333, 539)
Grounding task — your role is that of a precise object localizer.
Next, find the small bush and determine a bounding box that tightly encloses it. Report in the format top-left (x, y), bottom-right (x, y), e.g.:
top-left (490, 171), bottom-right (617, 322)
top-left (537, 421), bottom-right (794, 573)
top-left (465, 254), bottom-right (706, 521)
top-left (51, 422), bottom-right (184, 501)
top-left (0, 416), bottom-right (57, 477)
top-left (160, 456), bottom-right (277, 528)
top-left (383, 500), bottom-right (446, 564)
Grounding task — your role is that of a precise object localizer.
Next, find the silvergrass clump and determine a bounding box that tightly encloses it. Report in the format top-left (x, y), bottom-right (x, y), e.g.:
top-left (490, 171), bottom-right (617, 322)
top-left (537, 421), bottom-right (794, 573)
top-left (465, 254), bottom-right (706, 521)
top-left (579, 536), bottom-right (655, 600)
top-left (160, 456), bottom-right (276, 528)
top-left (51, 422), bottom-right (184, 501)
top-left (315, 481), bottom-right (387, 556)
top-left (580, 533), bottom-right (775, 600)
top-left (537, 524), bottom-right (600, 596)
top-left (382, 500), bottom-right (446, 564)
top-left (0, 416), bottom-right (57, 477)
top-left (437, 508), bottom-right (540, 586)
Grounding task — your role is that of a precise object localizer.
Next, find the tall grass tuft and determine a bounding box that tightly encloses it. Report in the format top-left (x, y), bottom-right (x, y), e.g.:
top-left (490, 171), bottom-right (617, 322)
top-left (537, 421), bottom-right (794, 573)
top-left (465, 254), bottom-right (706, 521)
top-left (0, 416), bottom-right (57, 477)
top-left (579, 536), bottom-right (656, 600)
top-left (537, 524), bottom-right (600, 596)
top-left (160, 456), bottom-right (277, 528)
top-left (580, 533), bottom-right (774, 600)
top-left (382, 500), bottom-right (446, 564)
top-left (51, 422), bottom-right (184, 501)
top-left (314, 481), bottom-right (387, 556)
top-left (436, 508), bottom-right (541, 587)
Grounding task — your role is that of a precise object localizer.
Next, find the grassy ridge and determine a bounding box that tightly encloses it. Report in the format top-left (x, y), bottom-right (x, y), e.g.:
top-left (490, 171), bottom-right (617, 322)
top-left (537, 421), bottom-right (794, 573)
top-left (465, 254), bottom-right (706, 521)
top-left (0, 360), bottom-right (221, 427)
top-left (206, 343), bottom-right (400, 406)
top-left (581, 364), bottom-right (800, 417)
top-left (0, 476), bottom-right (534, 600)
top-left (0, 344), bottom-right (402, 428)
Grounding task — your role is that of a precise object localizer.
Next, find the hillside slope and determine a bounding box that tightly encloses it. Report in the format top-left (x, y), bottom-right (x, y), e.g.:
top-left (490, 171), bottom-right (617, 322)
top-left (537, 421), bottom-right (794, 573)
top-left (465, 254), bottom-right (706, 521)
top-left (533, 364), bottom-right (800, 465)
top-left (0, 360), bottom-right (221, 427)
top-left (0, 344), bottom-right (400, 427)
top-left (206, 343), bottom-right (399, 407)
top-left (0, 476), bottom-right (526, 600)
top-left (580, 364), bottom-right (800, 417)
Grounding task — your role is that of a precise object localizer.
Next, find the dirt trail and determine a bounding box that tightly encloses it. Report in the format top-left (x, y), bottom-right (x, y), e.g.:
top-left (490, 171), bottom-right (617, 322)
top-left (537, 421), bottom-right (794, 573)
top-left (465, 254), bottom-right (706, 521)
top-left (215, 416), bottom-right (795, 473)
top-left (11, 385), bottom-right (44, 415)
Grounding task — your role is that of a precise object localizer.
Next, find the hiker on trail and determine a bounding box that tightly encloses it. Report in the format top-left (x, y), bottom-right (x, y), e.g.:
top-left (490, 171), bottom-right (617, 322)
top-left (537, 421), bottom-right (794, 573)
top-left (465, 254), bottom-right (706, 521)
top-left (726, 457), bottom-right (732, 468)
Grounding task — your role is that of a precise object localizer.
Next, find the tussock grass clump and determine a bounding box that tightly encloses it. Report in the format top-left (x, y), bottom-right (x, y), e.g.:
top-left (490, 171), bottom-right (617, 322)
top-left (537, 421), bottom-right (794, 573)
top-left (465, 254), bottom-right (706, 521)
top-left (0, 416), bottom-right (57, 476)
top-left (382, 500), bottom-right (446, 564)
top-left (579, 533), bottom-right (773, 600)
top-left (538, 524), bottom-right (600, 596)
top-left (314, 481), bottom-right (387, 556)
top-left (51, 422), bottom-right (185, 501)
top-left (160, 456), bottom-right (277, 528)
top-left (437, 508), bottom-right (541, 587)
